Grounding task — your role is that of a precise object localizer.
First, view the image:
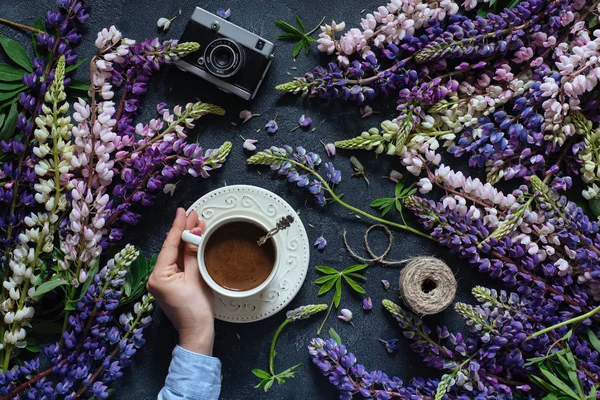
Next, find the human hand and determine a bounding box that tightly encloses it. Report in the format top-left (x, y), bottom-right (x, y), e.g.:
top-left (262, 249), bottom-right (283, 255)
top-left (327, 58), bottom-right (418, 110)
top-left (147, 208), bottom-right (215, 355)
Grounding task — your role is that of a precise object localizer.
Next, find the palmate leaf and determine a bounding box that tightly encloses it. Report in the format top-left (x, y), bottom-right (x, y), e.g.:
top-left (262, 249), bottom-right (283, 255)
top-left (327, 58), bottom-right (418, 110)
top-left (275, 20), bottom-right (303, 36)
top-left (314, 274), bottom-right (338, 284)
top-left (0, 35), bottom-right (33, 72)
top-left (292, 41), bottom-right (303, 58)
top-left (252, 369), bottom-right (271, 379)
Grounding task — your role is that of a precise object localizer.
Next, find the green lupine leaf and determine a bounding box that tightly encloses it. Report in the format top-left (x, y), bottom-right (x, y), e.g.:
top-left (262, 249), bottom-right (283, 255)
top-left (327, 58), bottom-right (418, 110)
top-left (0, 64), bottom-right (26, 82)
top-left (25, 337), bottom-right (40, 353)
top-left (0, 89), bottom-right (21, 102)
top-left (317, 276), bottom-right (338, 295)
top-left (343, 264), bottom-right (368, 274)
top-left (68, 80), bottom-right (90, 92)
top-left (252, 369), bottom-right (271, 379)
top-left (370, 198), bottom-right (392, 207)
top-left (276, 363), bottom-right (302, 380)
top-left (382, 202), bottom-right (393, 216)
top-left (278, 33), bottom-right (298, 40)
top-left (588, 385), bottom-right (598, 400)
top-left (346, 272), bottom-right (366, 281)
top-left (334, 278), bottom-right (342, 308)
top-left (295, 16), bottom-right (306, 33)
top-left (0, 35), bottom-right (33, 71)
top-left (0, 101), bottom-right (18, 141)
top-left (292, 40), bottom-right (303, 58)
top-left (395, 182), bottom-right (404, 198)
top-left (539, 367), bottom-right (578, 398)
top-left (275, 20), bottom-right (303, 35)
top-left (65, 57), bottom-right (89, 73)
top-left (530, 374), bottom-right (558, 392)
top-left (307, 17), bottom-right (325, 35)
top-left (0, 82), bottom-right (26, 91)
top-left (343, 275), bottom-right (366, 294)
top-left (314, 275), bottom-right (338, 284)
top-left (329, 328), bottom-right (342, 345)
top-left (31, 279), bottom-right (69, 299)
top-left (32, 17), bottom-right (45, 58)
top-left (316, 266), bottom-right (338, 275)
top-left (587, 329), bottom-right (600, 353)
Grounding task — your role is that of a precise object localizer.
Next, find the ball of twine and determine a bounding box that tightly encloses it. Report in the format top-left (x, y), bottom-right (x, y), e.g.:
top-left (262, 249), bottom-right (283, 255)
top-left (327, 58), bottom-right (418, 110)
top-left (399, 257), bottom-right (457, 315)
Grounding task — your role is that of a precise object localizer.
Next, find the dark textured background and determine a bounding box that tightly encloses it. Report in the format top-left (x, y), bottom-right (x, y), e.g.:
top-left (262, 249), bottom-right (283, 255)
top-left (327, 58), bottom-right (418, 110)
top-left (1, 1), bottom-right (496, 399)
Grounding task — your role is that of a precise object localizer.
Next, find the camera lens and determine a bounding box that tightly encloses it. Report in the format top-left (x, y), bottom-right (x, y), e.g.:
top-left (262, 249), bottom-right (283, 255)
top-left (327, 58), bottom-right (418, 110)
top-left (204, 39), bottom-right (244, 78)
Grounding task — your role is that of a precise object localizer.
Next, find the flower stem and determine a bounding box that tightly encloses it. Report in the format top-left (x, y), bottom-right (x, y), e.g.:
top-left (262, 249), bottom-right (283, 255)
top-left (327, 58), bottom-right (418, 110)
top-left (268, 319), bottom-right (290, 376)
top-left (528, 304), bottom-right (600, 339)
top-left (316, 296), bottom-right (335, 336)
top-left (0, 17), bottom-right (43, 34)
top-left (290, 160), bottom-right (433, 241)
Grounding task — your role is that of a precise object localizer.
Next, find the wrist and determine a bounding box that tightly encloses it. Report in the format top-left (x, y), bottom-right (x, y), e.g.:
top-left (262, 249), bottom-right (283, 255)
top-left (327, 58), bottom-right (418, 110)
top-left (178, 325), bottom-right (215, 356)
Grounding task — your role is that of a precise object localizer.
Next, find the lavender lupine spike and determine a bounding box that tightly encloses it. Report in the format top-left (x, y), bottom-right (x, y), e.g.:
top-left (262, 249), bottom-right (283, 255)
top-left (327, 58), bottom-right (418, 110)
top-left (248, 146), bottom-right (341, 207)
top-left (308, 337), bottom-right (491, 399)
top-left (0, 246), bottom-right (155, 399)
top-left (0, 0), bottom-right (86, 261)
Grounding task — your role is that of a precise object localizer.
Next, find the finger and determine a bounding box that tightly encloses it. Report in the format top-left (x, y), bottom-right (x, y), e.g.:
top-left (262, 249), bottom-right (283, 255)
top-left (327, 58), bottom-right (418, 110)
top-left (183, 226), bottom-right (203, 280)
top-left (196, 218), bottom-right (207, 232)
top-left (156, 208), bottom-right (187, 270)
top-left (186, 210), bottom-right (199, 230)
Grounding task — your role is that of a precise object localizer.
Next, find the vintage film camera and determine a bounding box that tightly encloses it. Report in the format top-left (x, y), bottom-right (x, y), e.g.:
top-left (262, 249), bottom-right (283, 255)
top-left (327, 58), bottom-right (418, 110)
top-left (175, 7), bottom-right (275, 100)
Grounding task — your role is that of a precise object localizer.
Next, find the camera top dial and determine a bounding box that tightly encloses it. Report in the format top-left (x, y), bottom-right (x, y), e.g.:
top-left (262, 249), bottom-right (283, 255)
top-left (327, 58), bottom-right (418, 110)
top-left (204, 38), bottom-right (244, 78)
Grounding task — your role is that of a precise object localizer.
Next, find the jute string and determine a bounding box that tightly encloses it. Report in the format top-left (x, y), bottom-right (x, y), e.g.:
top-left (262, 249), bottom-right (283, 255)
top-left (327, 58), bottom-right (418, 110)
top-left (343, 225), bottom-right (457, 315)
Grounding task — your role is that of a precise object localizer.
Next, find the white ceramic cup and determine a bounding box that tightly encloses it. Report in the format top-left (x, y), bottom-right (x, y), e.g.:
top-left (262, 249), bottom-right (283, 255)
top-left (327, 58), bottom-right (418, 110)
top-left (181, 215), bottom-right (280, 298)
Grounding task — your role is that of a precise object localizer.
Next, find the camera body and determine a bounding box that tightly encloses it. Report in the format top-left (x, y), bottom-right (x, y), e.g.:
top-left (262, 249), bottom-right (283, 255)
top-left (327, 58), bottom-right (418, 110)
top-left (175, 7), bottom-right (275, 100)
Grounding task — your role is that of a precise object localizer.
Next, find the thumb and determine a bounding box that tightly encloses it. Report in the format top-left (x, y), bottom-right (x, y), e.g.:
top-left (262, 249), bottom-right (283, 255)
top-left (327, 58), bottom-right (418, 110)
top-left (183, 226), bottom-right (203, 280)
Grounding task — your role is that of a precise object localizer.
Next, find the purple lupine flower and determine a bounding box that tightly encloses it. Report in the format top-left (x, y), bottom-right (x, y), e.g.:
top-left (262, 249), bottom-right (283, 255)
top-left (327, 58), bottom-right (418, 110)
top-left (265, 119), bottom-right (278, 134)
top-left (381, 280), bottom-right (390, 290)
top-left (298, 114), bottom-right (312, 127)
top-left (378, 338), bottom-right (400, 353)
top-left (323, 142), bottom-right (335, 157)
top-left (216, 8), bottom-right (231, 19)
top-left (314, 236), bottom-right (327, 250)
top-left (362, 297), bottom-right (373, 311)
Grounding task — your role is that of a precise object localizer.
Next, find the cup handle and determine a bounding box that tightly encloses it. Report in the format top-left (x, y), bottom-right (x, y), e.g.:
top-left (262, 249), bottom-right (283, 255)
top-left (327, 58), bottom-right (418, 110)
top-left (181, 229), bottom-right (203, 246)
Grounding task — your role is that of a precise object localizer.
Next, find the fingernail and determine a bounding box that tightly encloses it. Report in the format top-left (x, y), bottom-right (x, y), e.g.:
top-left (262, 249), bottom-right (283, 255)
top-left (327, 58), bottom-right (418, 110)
top-left (176, 208), bottom-right (180, 216)
top-left (191, 227), bottom-right (203, 236)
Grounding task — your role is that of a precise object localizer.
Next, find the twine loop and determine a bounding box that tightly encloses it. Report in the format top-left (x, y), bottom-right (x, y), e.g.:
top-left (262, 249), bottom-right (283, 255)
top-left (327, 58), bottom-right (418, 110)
top-left (343, 225), bottom-right (457, 315)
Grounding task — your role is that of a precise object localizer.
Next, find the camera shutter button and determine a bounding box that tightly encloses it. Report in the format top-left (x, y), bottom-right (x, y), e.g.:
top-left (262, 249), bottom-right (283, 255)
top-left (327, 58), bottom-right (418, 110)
top-left (211, 22), bottom-right (220, 31)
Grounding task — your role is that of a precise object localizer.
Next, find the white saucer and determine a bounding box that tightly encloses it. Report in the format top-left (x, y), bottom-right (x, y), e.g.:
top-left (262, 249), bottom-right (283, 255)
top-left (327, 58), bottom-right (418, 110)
top-left (186, 185), bottom-right (310, 323)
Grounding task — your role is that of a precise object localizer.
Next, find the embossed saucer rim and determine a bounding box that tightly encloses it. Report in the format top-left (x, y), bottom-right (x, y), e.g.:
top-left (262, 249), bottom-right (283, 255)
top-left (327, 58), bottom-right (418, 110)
top-left (186, 185), bottom-right (310, 323)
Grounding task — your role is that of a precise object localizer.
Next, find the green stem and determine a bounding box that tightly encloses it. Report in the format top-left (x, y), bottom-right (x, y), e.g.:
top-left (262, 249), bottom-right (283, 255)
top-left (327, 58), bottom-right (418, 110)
top-left (316, 297), bottom-right (335, 336)
top-left (290, 160), bottom-right (433, 241)
top-left (528, 304), bottom-right (600, 339)
top-left (268, 319), bottom-right (290, 376)
top-left (0, 17), bottom-right (43, 34)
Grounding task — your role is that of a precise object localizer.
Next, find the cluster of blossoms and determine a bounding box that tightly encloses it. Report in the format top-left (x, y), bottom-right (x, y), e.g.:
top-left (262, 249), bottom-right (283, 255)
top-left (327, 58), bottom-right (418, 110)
top-left (0, 246), bottom-right (155, 399)
top-left (279, 0), bottom-right (600, 203)
top-left (395, 158), bottom-right (600, 397)
top-left (0, 0), bottom-right (231, 395)
top-left (248, 146), bottom-right (341, 207)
